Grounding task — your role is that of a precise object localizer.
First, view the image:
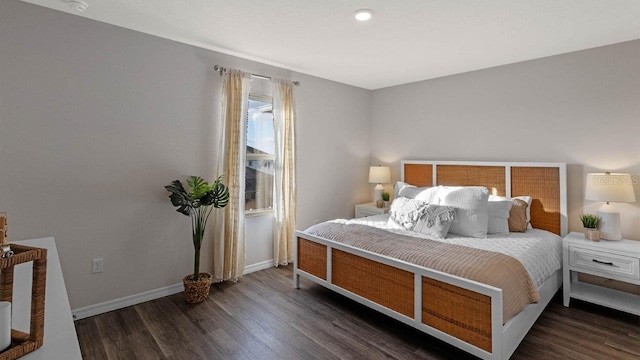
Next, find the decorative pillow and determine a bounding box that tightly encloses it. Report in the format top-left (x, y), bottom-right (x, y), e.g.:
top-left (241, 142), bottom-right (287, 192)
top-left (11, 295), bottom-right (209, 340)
top-left (513, 196), bottom-right (533, 229)
top-left (490, 195), bottom-right (533, 229)
top-left (487, 197), bottom-right (513, 235)
top-left (439, 186), bottom-right (489, 238)
top-left (508, 198), bottom-right (529, 232)
top-left (413, 204), bottom-right (457, 238)
top-left (388, 197), bottom-right (429, 229)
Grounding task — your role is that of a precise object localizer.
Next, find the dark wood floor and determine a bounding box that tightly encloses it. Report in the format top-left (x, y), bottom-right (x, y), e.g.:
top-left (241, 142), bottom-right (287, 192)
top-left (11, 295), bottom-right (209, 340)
top-left (76, 266), bottom-right (639, 360)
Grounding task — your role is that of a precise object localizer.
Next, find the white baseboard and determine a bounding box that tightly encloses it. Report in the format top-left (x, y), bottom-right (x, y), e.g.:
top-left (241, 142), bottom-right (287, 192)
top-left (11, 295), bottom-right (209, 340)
top-left (72, 259), bottom-right (274, 321)
top-left (243, 259), bottom-right (274, 275)
top-left (72, 282), bottom-right (184, 321)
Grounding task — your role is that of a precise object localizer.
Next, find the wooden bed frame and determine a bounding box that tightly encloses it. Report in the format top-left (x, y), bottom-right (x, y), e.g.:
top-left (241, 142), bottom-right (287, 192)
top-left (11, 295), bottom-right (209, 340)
top-left (294, 160), bottom-right (567, 360)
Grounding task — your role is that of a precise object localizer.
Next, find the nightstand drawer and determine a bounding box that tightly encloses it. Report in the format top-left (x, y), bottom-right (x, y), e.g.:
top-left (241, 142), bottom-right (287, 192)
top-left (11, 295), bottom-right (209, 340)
top-left (355, 203), bottom-right (390, 218)
top-left (569, 246), bottom-right (640, 280)
top-left (356, 209), bottom-right (381, 218)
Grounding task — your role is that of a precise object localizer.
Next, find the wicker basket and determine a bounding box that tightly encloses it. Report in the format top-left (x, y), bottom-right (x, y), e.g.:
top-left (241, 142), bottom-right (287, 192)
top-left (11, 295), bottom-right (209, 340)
top-left (584, 228), bottom-right (601, 242)
top-left (183, 273), bottom-right (212, 304)
top-left (0, 244), bottom-right (47, 360)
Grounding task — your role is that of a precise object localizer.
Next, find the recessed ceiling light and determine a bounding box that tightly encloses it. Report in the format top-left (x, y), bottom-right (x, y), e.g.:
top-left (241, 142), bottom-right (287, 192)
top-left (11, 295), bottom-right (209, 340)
top-left (353, 9), bottom-right (374, 21)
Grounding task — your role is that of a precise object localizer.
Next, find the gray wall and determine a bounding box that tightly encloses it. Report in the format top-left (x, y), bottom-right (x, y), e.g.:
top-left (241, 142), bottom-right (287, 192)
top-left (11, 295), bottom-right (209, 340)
top-left (371, 40), bottom-right (640, 240)
top-left (0, 0), bottom-right (371, 309)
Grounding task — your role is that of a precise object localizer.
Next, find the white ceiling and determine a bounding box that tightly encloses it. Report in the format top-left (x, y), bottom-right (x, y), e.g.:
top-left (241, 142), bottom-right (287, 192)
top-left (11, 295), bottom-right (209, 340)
top-left (22, 0), bottom-right (640, 90)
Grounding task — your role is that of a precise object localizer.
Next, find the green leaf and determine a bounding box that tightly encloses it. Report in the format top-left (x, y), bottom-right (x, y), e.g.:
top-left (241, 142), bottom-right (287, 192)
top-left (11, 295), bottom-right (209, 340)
top-left (187, 176), bottom-right (213, 202)
top-left (165, 180), bottom-right (192, 216)
top-left (186, 176), bottom-right (204, 189)
top-left (211, 175), bottom-right (229, 208)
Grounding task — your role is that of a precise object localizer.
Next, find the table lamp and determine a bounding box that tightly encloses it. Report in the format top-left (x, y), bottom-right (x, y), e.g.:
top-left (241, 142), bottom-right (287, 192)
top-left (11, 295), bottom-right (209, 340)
top-left (369, 166), bottom-right (390, 203)
top-left (585, 172), bottom-right (636, 240)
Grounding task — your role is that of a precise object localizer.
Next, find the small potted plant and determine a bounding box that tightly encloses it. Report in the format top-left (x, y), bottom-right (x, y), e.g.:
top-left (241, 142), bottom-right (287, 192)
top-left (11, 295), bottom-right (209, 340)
top-left (165, 175), bottom-right (229, 303)
top-left (382, 192), bottom-right (390, 207)
top-left (580, 213), bottom-right (601, 241)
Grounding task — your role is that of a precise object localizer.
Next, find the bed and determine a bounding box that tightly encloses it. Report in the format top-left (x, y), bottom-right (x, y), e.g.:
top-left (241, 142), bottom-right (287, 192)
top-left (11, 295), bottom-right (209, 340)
top-left (293, 160), bottom-right (567, 360)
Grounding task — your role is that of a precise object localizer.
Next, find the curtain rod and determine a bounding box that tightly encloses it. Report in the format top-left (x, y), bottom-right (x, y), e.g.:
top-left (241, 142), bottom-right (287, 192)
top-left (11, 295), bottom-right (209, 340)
top-left (214, 65), bottom-right (300, 87)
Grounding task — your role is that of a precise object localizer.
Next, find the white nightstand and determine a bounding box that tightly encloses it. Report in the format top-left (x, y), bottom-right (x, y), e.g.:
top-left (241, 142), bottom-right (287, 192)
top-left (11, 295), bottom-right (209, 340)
top-left (562, 232), bottom-right (640, 315)
top-left (355, 202), bottom-right (390, 218)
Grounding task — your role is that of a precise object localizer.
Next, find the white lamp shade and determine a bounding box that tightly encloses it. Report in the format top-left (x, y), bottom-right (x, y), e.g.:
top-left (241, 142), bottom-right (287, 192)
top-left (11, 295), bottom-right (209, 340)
top-left (585, 173), bottom-right (636, 203)
top-left (369, 166), bottom-right (391, 184)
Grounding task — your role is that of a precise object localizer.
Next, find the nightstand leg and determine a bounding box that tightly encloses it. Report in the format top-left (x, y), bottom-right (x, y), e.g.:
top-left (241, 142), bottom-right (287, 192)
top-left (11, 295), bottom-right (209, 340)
top-left (563, 269), bottom-right (570, 307)
top-left (562, 243), bottom-right (571, 307)
top-left (293, 272), bottom-right (300, 289)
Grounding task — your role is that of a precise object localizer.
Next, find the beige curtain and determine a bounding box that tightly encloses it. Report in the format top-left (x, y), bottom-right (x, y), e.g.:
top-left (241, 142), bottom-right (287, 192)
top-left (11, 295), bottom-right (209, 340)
top-left (272, 80), bottom-right (297, 266)
top-left (212, 69), bottom-right (250, 282)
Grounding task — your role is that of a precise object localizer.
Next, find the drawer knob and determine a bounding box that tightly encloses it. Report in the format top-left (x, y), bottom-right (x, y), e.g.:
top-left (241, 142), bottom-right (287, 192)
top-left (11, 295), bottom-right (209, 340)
top-left (592, 259), bottom-right (614, 266)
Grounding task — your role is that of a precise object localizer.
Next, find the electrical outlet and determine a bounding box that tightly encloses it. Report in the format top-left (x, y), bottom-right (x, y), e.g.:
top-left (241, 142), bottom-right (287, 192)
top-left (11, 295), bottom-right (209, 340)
top-left (92, 258), bottom-right (103, 274)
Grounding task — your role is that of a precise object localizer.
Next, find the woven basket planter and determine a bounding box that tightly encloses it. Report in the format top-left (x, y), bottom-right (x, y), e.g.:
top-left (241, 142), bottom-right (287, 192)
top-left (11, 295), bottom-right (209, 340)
top-left (183, 273), bottom-right (212, 304)
top-left (584, 228), bottom-right (601, 242)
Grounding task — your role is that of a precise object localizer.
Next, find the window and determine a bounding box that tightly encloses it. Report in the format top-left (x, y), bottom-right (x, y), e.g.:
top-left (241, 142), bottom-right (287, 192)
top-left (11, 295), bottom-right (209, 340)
top-left (245, 94), bottom-right (275, 215)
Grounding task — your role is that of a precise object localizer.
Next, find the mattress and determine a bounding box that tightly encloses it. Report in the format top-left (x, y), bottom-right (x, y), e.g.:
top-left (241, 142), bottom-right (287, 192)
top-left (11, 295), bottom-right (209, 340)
top-left (330, 214), bottom-right (562, 288)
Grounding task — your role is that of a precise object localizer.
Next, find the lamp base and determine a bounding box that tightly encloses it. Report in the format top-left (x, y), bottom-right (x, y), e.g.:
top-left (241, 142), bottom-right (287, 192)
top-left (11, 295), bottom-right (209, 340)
top-left (373, 183), bottom-right (384, 203)
top-left (597, 203), bottom-right (622, 241)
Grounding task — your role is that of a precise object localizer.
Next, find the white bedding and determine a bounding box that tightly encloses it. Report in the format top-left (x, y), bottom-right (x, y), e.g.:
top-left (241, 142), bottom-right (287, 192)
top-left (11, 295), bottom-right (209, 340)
top-left (333, 214), bottom-right (562, 288)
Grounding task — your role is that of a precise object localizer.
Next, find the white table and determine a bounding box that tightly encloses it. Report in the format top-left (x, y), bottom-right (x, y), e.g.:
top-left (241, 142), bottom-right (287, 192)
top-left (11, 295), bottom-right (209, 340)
top-left (9, 237), bottom-right (81, 359)
top-left (562, 232), bottom-right (640, 315)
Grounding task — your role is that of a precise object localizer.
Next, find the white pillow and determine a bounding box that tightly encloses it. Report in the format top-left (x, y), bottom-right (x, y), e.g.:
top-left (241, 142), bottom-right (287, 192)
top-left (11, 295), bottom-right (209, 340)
top-left (491, 195), bottom-right (533, 229)
top-left (439, 186), bottom-right (489, 238)
top-left (395, 182), bottom-right (440, 204)
top-left (394, 181), bottom-right (411, 199)
top-left (412, 187), bottom-right (440, 204)
top-left (487, 198), bottom-right (513, 235)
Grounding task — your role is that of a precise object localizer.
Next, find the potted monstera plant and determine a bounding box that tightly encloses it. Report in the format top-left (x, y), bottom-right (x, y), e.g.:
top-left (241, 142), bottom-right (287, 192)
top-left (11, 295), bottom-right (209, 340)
top-left (165, 175), bottom-right (229, 303)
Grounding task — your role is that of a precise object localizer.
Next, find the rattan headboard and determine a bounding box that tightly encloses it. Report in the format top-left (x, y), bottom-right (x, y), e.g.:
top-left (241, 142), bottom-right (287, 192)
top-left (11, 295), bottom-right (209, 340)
top-left (401, 160), bottom-right (567, 236)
